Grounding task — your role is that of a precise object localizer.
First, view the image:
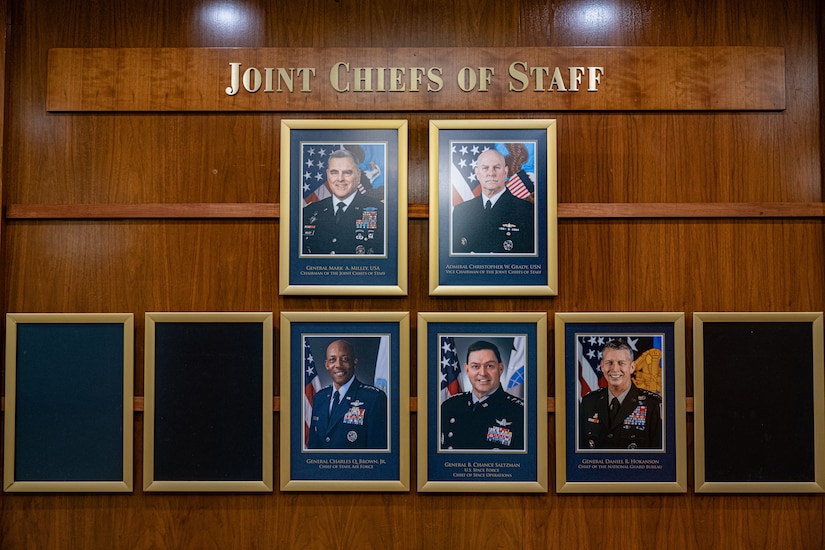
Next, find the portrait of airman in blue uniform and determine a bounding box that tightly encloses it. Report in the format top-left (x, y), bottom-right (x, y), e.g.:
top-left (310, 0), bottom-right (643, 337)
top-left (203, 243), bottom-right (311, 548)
top-left (308, 339), bottom-right (388, 450)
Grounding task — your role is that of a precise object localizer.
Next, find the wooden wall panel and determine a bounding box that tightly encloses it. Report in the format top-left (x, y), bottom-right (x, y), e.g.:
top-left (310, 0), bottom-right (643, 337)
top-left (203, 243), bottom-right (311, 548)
top-left (1, 0), bottom-right (824, 549)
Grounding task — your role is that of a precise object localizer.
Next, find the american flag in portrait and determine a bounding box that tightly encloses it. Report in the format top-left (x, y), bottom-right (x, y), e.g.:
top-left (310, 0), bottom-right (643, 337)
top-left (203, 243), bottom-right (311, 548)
top-left (450, 141), bottom-right (537, 207)
top-left (577, 334), bottom-right (664, 400)
top-left (439, 336), bottom-right (463, 405)
top-left (300, 142), bottom-right (386, 207)
top-left (302, 337), bottom-right (323, 447)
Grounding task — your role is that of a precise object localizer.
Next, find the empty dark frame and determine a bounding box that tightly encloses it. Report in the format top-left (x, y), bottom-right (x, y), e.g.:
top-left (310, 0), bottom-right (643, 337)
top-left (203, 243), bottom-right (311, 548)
top-left (144, 312), bottom-right (273, 492)
top-left (4, 313), bottom-right (134, 492)
top-left (694, 312), bottom-right (825, 493)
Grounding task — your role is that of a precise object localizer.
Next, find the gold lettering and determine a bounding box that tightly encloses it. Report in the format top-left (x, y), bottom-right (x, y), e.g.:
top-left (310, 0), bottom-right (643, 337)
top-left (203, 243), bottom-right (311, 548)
top-left (427, 67), bottom-right (443, 92)
top-left (508, 61), bottom-right (529, 92)
top-left (588, 66), bottom-right (604, 91)
top-left (548, 67), bottom-right (567, 91)
top-left (354, 67), bottom-right (372, 92)
top-left (457, 67), bottom-right (476, 92)
top-left (330, 62), bottom-right (349, 92)
top-left (478, 67), bottom-right (494, 91)
top-left (530, 66), bottom-right (550, 91)
top-left (242, 67), bottom-right (262, 93)
top-left (409, 67), bottom-right (425, 92)
top-left (568, 66), bottom-right (585, 91)
top-left (389, 67), bottom-right (406, 91)
top-left (225, 62), bottom-right (241, 96)
top-left (296, 68), bottom-right (315, 92)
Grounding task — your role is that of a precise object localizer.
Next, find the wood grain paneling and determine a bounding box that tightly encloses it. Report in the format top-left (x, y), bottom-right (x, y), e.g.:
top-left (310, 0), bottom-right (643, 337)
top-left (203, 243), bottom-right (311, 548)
top-left (46, 47), bottom-right (785, 112)
top-left (1, 0), bottom-right (824, 549)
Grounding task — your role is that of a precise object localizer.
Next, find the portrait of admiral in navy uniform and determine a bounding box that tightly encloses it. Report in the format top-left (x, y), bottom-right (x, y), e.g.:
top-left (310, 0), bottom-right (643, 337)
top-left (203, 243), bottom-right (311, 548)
top-left (440, 338), bottom-right (526, 451)
top-left (578, 338), bottom-right (663, 451)
top-left (301, 145), bottom-right (386, 256)
top-left (306, 337), bottom-right (389, 450)
top-left (450, 144), bottom-right (536, 255)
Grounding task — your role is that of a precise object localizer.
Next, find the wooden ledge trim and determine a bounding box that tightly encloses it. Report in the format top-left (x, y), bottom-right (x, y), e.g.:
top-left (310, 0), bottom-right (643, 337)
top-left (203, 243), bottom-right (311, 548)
top-left (5, 396), bottom-right (694, 413)
top-left (6, 202), bottom-right (825, 220)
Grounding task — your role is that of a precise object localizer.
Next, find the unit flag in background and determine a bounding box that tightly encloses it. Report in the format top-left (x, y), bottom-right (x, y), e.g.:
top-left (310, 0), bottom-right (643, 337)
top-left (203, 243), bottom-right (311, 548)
top-left (301, 143), bottom-right (386, 207)
top-left (450, 141), bottom-right (536, 207)
top-left (576, 335), bottom-right (663, 401)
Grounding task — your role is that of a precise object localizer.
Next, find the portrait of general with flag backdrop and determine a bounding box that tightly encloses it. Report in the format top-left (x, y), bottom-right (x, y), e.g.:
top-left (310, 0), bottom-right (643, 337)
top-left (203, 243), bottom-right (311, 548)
top-left (417, 312), bottom-right (547, 492)
top-left (428, 119), bottom-right (557, 296)
top-left (449, 141), bottom-right (537, 255)
top-left (279, 120), bottom-right (407, 296)
top-left (302, 335), bottom-right (390, 452)
top-left (300, 142), bottom-right (387, 257)
top-left (438, 335), bottom-right (528, 452)
top-left (280, 311), bottom-right (409, 492)
top-left (576, 334), bottom-right (664, 452)
top-left (555, 313), bottom-right (687, 493)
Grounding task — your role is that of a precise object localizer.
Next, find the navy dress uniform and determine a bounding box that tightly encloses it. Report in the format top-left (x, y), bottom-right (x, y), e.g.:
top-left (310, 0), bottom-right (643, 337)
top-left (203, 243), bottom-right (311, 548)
top-left (452, 189), bottom-right (534, 254)
top-left (440, 387), bottom-right (525, 450)
top-left (302, 194), bottom-right (384, 255)
top-left (579, 383), bottom-right (662, 450)
top-left (308, 378), bottom-right (388, 449)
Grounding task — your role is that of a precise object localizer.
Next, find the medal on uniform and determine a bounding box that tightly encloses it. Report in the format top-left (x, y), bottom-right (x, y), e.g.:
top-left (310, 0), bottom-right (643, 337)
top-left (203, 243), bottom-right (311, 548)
top-left (347, 431), bottom-right (358, 442)
top-left (486, 418), bottom-right (513, 446)
top-left (344, 403), bottom-right (366, 425)
top-left (623, 405), bottom-right (647, 428)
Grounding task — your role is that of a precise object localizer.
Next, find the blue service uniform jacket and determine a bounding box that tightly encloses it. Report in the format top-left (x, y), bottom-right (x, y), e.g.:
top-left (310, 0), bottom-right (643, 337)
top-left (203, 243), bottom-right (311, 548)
top-left (302, 194), bottom-right (384, 255)
top-left (579, 383), bottom-right (662, 449)
top-left (440, 387), bottom-right (525, 450)
top-left (308, 378), bottom-right (388, 449)
top-left (452, 189), bottom-right (534, 253)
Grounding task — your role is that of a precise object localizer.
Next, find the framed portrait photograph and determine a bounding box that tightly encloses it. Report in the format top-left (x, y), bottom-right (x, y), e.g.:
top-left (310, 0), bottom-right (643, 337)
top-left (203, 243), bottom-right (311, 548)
top-left (417, 312), bottom-right (548, 492)
top-left (428, 119), bottom-right (557, 296)
top-left (143, 312), bottom-right (274, 492)
top-left (280, 311), bottom-right (410, 491)
top-left (4, 313), bottom-right (134, 492)
top-left (555, 312), bottom-right (687, 493)
top-left (279, 119), bottom-right (408, 296)
top-left (694, 312), bottom-right (825, 493)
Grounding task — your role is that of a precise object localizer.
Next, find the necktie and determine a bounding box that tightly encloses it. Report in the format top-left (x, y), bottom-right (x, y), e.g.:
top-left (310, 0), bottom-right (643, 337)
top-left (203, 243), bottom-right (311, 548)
top-left (335, 201), bottom-right (346, 223)
top-left (609, 398), bottom-right (620, 423)
top-left (484, 200), bottom-right (492, 211)
top-left (331, 390), bottom-right (340, 412)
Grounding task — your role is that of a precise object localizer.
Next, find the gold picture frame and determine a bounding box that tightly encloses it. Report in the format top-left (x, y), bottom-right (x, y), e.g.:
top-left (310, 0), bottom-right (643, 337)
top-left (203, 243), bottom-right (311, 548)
top-left (555, 312), bottom-right (687, 493)
top-left (428, 119), bottom-right (557, 296)
top-left (143, 312), bottom-right (274, 492)
top-left (280, 311), bottom-right (410, 491)
top-left (694, 311), bottom-right (825, 493)
top-left (4, 313), bottom-right (134, 492)
top-left (279, 119), bottom-right (409, 296)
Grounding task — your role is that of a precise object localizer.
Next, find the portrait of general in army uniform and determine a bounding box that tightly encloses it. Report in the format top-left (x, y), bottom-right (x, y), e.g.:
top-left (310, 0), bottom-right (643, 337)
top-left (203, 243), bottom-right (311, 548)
top-left (438, 336), bottom-right (528, 452)
top-left (300, 144), bottom-right (387, 257)
top-left (450, 143), bottom-right (537, 255)
top-left (577, 336), bottom-right (665, 451)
